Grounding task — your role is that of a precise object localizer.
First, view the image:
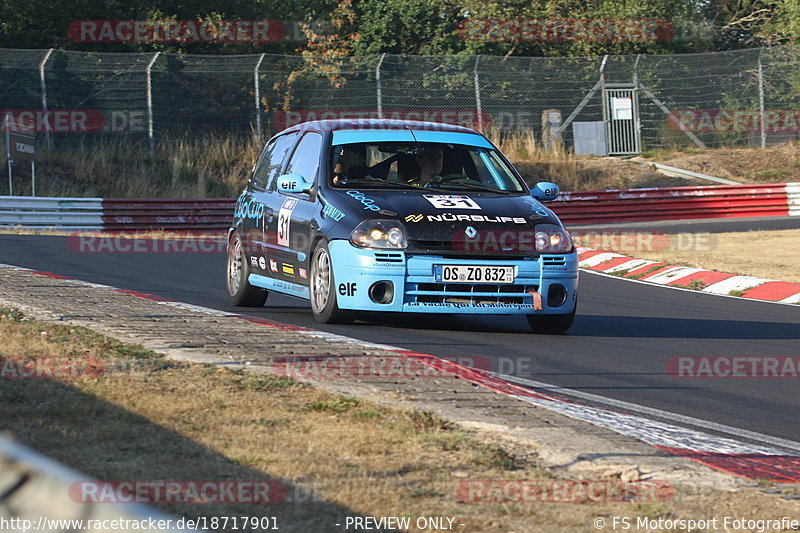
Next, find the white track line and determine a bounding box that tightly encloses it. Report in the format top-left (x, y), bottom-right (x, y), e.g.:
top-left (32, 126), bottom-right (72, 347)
top-left (495, 373), bottom-right (800, 455)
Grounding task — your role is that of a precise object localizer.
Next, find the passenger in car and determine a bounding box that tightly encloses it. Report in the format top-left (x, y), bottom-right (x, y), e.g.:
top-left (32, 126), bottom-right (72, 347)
top-left (332, 147), bottom-right (366, 185)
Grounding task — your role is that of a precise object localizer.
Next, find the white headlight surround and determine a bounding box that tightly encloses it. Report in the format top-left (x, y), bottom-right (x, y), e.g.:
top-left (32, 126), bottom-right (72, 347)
top-left (350, 219), bottom-right (408, 250)
top-left (534, 224), bottom-right (573, 254)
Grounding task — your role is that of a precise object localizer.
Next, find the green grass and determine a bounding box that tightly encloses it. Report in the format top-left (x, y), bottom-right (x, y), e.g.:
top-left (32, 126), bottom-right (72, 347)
top-left (639, 147), bottom-right (702, 159)
top-left (728, 286), bottom-right (758, 297)
top-left (608, 268), bottom-right (631, 277)
top-left (628, 264), bottom-right (665, 279)
top-left (472, 444), bottom-right (517, 470)
top-left (0, 307), bottom-right (26, 322)
top-left (754, 168), bottom-right (789, 179)
top-left (241, 373), bottom-right (300, 392)
top-left (685, 279), bottom-right (707, 291)
top-left (307, 396), bottom-right (361, 413)
top-left (351, 409), bottom-right (383, 419)
top-left (633, 502), bottom-right (666, 518)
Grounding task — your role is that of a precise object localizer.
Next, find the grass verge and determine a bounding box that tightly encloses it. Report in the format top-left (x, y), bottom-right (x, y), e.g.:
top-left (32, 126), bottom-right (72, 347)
top-left (11, 132), bottom-right (799, 198)
top-left (1, 308), bottom-right (799, 531)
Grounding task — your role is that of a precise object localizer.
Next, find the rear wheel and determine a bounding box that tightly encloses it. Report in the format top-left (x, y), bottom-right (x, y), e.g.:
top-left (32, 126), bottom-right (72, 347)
top-left (526, 308), bottom-right (576, 334)
top-left (226, 232), bottom-right (268, 307)
top-left (310, 241), bottom-right (355, 324)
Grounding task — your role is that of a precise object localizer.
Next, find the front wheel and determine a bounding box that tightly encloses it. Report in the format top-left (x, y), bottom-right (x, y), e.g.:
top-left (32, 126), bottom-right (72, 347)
top-left (226, 232), bottom-right (268, 307)
top-left (526, 308), bottom-right (576, 334)
top-left (309, 241), bottom-right (355, 324)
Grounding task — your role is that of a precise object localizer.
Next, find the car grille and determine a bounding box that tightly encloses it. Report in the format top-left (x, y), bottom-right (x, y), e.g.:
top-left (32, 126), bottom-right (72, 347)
top-left (374, 252), bottom-right (404, 263)
top-left (406, 282), bottom-right (539, 305)
top-left (542, 256), bottom-right (566, 266)
top-left (408, 240), bottom-right (528, 259)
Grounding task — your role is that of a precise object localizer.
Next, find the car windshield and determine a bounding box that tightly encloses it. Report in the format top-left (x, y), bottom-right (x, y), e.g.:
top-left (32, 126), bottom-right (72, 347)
top-left (330, 142), bottom-right (526, 193)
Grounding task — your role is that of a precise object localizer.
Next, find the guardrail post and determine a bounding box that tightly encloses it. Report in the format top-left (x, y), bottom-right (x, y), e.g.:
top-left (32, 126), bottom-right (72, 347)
top-left (757, 48), bottom-right (766, 149)
top-left (376, 53), bottom-right (386, 118)
top-left (254, 53), bottom-right (265, 143)
top-left (4, 115), bottom-right (12, 196)
top-left (39, 49), bottom-right (54, 150)
top-left (146, 52), bottom-right (161, 156)
top-left (473, 55), bottom-right (483, 131)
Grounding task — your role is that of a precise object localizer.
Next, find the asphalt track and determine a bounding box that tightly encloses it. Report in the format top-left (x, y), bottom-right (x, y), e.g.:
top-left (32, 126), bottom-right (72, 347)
top-left (1, 229), bottom-right (799, 447)
top-left (570, 214), bottom-right (800, 234)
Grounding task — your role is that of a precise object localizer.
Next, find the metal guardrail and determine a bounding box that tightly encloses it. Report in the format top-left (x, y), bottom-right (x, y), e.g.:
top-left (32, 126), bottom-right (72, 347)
top-left (553, 182), bottom-right (799, 225)
top-left (634, 161), bottom-right (742, 185)
top-left (0, 183), bottom-right (797, 230)
top-left (0, 434), bottom-right (192, 533)
top-left (102, 199), bottom-right (231, 231)
top-left (0, 196), bottom-right (103, 229)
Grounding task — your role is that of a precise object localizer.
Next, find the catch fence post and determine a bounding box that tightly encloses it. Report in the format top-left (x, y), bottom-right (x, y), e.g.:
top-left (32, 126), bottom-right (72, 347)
top-left (39, 49), bottom-right (54, 150)
top-left (254, 53), bottom-right (266, 143)
top-left (757, 48), bottom-right (766, 149)
top-left (146, 52), bottom-right (161, 155)
top-left (376, 53), bottom-right (386, 118)
top-left (473, 55), bottom-right (483, 131)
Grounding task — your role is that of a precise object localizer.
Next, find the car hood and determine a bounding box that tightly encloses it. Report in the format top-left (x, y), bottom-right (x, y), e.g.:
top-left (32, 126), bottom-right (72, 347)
top-left (332, 189), bottom-right (562, 255)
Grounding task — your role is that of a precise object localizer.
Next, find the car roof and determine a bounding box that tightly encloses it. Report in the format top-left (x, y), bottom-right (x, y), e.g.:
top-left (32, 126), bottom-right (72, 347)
top-left (276, 118), bottom-right (480, 136)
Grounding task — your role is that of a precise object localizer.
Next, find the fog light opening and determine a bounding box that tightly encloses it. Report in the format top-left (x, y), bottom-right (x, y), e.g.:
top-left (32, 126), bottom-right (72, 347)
top-left (369, 281), bottom-right (394, 304)
top-left (547, 284), bottom-right (567, 307)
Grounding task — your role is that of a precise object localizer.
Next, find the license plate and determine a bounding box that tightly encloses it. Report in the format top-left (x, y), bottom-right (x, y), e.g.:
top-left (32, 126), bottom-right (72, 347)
top-left (434, 265), bottom-right (516, 284)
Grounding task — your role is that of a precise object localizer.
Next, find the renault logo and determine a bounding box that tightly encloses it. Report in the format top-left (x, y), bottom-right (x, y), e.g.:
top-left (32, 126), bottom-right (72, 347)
top-left (465, 226), bottom-right (477, 238)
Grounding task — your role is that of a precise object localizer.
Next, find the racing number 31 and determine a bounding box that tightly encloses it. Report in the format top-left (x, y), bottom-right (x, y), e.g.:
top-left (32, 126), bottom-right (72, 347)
top-left (277, 198), bottom-right (297, 247)
top-left (424, 195), bottom-right (480, 210)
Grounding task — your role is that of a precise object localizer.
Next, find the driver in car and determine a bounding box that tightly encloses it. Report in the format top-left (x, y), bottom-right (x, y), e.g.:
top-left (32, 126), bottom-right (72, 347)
top-left (408, 146), bottom-right (444, 187)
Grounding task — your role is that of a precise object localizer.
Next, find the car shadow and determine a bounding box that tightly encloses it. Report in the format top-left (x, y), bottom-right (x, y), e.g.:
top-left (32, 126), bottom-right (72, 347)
top-left (353, 312), bottom-right (800, 341)
top-left (567, 314), bottom-right (800, 340)
top-left (0, 374), bottom-right (392, 532)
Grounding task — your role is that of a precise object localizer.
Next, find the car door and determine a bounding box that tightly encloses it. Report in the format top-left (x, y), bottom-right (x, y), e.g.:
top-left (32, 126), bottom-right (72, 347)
top-left (266, 131), bottom-right (323, 286)
top-left (247, 132), bottom-right (298, 276)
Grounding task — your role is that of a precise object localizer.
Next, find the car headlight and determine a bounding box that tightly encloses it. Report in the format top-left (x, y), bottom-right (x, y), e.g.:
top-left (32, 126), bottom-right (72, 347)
top-left (535, 224), bottom-right (573, 254)
top-left (350, 220), bottom-right (408, 250)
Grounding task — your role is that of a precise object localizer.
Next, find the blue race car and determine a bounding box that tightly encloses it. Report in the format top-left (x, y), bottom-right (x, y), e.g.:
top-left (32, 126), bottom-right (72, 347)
top-left (226, 119), bottom-right (578, 333)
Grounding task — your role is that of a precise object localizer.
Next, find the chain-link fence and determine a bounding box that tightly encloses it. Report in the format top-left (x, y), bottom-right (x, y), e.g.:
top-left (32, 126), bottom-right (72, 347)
top-left (2, 46), bottom-right (800, 154)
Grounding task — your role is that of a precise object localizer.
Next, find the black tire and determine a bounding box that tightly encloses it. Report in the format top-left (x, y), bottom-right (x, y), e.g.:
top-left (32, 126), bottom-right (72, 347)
top-left (309, 240), bottom-right (355, 324)
top-left (526, 308), bottom-right (576, 334)
top-left (226, 232), bottom-right (268, 307)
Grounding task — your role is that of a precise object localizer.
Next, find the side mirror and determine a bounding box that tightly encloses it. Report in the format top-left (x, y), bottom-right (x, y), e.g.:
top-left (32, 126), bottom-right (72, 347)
top-left (276, 173), bottom-right (312, 194)
top-left (530, 181), bottom-right (559, 201)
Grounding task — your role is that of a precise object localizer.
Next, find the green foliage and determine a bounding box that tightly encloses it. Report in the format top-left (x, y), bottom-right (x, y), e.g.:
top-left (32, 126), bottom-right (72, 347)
top-left (0, 0), bottom-right (327, 53)
top-left (0, 0), bottom-right (792, 56)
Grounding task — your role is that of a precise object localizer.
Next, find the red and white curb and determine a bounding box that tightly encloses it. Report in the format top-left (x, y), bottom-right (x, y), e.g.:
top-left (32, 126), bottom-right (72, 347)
top-left (577, 247), bottom-right (800, 304)
top-left (790, 183), bottom-right (800, 217)
top-left (2, 263), bottom-right (800, 482)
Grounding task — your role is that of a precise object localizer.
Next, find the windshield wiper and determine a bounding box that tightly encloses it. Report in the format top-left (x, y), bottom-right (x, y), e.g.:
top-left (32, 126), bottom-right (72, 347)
top-left (439, 179), bottom-right (511, 194)
top-left (345, 175), bottom-right (422, 190)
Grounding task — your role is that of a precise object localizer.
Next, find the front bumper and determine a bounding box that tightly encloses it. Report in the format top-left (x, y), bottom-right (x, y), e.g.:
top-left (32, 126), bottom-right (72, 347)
top-left (328, 240), bottom-right (578, 314)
